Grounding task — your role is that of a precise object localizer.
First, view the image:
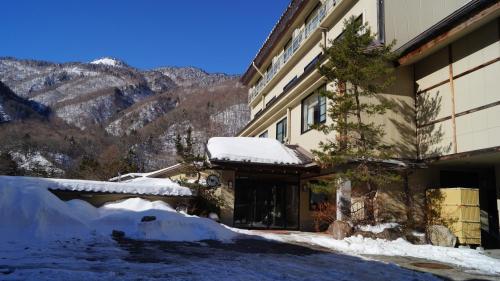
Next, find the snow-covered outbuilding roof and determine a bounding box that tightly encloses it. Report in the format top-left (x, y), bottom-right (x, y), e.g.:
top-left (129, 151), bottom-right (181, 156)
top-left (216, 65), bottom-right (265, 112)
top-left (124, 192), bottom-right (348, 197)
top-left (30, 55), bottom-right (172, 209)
top-left (0, 176), bottom-right (192, 197)
top-left (206, 137), bottom-right (313, 166)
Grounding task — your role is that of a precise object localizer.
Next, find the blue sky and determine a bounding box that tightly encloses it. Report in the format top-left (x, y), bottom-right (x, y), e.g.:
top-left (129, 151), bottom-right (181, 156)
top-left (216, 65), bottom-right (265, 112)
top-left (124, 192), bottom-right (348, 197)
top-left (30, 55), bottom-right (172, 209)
top-left (0, 0), bottom-right (289, 74)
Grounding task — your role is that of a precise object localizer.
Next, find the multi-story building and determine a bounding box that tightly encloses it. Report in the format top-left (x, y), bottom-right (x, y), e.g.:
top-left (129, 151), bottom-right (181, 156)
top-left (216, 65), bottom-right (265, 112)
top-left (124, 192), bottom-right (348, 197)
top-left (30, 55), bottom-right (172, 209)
top-left (207, 0), bottom-right (499, 247)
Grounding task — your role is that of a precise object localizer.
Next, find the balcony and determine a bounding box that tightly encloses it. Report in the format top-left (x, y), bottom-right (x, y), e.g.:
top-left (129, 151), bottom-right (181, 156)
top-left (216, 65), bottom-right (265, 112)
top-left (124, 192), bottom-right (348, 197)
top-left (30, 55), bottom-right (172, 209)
top-left (248, 0), bottom-right (338, 104)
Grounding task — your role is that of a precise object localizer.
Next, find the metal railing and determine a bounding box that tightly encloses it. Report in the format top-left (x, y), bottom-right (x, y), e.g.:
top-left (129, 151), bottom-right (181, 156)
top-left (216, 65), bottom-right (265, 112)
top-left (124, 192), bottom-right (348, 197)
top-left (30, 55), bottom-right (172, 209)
top-left (248, 0), bottom-right (337, 103)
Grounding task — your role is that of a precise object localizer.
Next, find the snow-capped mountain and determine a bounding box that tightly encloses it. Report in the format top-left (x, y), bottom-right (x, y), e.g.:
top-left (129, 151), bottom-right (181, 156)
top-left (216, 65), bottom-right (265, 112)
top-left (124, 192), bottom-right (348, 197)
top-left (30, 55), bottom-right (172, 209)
top-left (90, 57), bottom-right (127, 67)
top-left (0, 57), bottom-right (249, 175)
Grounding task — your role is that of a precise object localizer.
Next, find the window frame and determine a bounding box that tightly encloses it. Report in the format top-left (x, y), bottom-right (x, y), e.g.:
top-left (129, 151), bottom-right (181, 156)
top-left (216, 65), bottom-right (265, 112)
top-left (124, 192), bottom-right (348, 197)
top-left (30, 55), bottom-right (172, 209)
top-left (258, 131), bottom-right (268, 138)
top-left (275, 117), bottom-right (287, 143)
top-left (300, 85), bottom-right (327, 134)
top-left (308, 182), bottom-right (329, 211)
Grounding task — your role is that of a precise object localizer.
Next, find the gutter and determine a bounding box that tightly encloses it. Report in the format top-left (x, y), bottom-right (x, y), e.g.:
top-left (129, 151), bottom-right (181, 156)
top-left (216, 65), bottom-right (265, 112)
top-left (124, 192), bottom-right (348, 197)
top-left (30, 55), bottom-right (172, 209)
top-left (396, 0), bottom-right (496, 58)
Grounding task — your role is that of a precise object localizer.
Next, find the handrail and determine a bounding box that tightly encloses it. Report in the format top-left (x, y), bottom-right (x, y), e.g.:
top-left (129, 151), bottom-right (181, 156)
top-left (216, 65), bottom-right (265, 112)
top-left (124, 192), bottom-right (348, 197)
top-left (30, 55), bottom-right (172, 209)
top-left (248, 0), bottom-right (337, 103)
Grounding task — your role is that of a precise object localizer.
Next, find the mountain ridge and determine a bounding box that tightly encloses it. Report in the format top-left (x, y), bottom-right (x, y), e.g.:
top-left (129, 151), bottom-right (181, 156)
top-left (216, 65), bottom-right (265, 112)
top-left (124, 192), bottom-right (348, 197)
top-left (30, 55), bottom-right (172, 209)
top-left (0, 56), bottom-right (249, 178)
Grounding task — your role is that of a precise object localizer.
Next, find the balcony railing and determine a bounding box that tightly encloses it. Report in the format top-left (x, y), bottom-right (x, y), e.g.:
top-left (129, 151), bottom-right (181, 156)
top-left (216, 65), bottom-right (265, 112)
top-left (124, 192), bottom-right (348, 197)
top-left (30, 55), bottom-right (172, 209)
top-left (248, 0), bottom-right (337, 104)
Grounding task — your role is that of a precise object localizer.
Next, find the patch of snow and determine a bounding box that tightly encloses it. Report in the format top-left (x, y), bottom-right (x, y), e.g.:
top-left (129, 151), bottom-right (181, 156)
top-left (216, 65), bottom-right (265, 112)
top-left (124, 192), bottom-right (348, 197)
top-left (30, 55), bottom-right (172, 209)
top-left (412, 231), bottom-right (426, 237)
top-left (0, 180), bottom-right (235, 243)
top-left (90, 57), bottom-right (124, 67)
top-left (10, 151), bottom-right (64, 176)
top-left (207, 137), bottom-right (302, 165)
top-left (0, 104), bottom-right (11, 122)
top-left (241, 231), bottom-right (500, 275)
top-left (357, 223), bottom-right (399, 234)
top-left (0, 175), bottom-right (192, 196)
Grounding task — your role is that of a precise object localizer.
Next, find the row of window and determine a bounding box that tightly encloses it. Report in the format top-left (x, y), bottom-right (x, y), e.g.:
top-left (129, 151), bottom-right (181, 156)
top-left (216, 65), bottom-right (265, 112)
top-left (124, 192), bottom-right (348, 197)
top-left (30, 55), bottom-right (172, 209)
top-left (258, 84), bottom-right (327, 143)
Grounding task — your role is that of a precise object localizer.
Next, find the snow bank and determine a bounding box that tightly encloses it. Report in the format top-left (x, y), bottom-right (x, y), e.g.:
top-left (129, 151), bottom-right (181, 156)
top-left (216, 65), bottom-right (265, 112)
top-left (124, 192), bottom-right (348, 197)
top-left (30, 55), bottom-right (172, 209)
top-left (0, 175), bottom-right (192, 196)
top-left (207, 137), bottom-right (302, 165)
top-left (246, 231), bottom-right (500, 275)
top-left (0, 178), bottom-right (236, 243)
top-left (357, 223), bottom-right (399, 233)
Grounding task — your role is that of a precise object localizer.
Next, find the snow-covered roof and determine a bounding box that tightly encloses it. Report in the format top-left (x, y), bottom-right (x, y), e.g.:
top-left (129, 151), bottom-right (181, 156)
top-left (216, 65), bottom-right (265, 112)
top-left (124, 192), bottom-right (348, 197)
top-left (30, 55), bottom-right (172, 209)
top-left (0, 176), bottom-right (192, 197)
top-left (207, 137), bottom-right (309, 165)
top-left (108, 163), bottom-right (185, 182)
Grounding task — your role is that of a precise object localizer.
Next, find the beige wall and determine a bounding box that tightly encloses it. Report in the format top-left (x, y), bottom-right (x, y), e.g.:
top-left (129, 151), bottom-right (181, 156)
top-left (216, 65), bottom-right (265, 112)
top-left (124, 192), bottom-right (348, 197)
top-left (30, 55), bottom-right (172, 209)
top-left (385, 0), bottom-right (472, 49)
top-left (244, 0), bottom-right (416, 156)
top-left (416, 20), bottom-right (500, 158)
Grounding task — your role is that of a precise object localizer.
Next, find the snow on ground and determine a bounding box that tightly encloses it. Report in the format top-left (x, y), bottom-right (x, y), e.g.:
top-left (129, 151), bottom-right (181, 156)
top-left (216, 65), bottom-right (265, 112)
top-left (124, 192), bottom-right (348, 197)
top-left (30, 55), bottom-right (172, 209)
top-left (207, 137), bottom-right (302, 165)
top-left (0, 176), bottom-right (499, 279)
top-left (0, 175), bottom-right (192, 196)
top-left (242, 231), bottom-right (500, 275)
top-left (357, 222), bottom-right (399, 233)
top-left (0, 177), bottom-right (231, 243)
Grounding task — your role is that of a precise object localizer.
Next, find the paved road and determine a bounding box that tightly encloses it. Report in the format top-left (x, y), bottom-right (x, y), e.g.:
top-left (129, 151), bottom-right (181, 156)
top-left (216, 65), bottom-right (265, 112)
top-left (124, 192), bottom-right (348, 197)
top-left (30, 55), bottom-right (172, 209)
top-left (1, 237), bottom-right (441, 281)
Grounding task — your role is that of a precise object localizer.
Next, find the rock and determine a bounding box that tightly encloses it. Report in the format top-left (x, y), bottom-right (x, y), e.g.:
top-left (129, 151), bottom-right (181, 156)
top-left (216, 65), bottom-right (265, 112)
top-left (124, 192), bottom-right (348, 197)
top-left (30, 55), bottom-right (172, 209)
top-left (352, 227), bottom-right (403, 241)
top-left (351, 230), bottom-right (378, 239)
top-left (377, 227), bottom-right (403, 241)
top-left (405, 231), bottom-right (427, 245)
top-left (111, 230), bottom-right (125, 239)
top-left (427, 225), bottom-right (457, 247)
top-left (328, 220), bottom-right (353, 240)
top-left (208, 212), bottom-right (220, 222)
top-left (141, 215), bottom-right (156, 222)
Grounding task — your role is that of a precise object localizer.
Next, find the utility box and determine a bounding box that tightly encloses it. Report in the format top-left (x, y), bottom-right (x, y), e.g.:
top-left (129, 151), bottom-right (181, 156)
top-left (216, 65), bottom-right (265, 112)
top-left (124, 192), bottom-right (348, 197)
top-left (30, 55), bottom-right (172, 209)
top-left (426, 188), bottom-right (481, 245)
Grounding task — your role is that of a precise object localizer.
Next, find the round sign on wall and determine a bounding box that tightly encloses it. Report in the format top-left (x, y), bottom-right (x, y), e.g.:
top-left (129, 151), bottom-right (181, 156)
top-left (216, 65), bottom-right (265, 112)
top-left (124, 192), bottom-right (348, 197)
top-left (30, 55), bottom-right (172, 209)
top-left (206, 174), bottom-right (220, 188)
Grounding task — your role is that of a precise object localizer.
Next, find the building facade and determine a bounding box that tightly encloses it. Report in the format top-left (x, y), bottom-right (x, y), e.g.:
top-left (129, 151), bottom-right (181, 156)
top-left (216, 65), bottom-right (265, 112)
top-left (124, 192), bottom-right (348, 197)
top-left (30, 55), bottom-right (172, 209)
top-left (210, 0), bottom-right (499, 247)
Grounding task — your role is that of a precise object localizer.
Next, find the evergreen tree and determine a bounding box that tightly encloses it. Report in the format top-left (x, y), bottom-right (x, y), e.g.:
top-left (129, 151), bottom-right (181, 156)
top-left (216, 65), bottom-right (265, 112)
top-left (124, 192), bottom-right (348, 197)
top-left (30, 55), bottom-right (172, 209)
top-left (174, 127), bottom-right (223, 216)
top-left (174, 127), bottom-right (206, 183)
top-left (0, 152), bottom-right (20, 176)
top-left (313, 16), bottom-right (400, 222)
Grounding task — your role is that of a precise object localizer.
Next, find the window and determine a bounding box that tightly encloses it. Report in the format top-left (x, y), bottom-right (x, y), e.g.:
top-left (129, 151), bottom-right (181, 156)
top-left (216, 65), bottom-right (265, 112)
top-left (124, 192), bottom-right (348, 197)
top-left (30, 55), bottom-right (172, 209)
top-left (259, 131), bottom-right (268, 138)
top-left (301, 85), bottom-right (327, 133)
top-left (276, 118), bottom-right (287, 143)
top-left (308, 180), bottom-right (330, 211)
top-left (305, 3), bottom-right (320, 25)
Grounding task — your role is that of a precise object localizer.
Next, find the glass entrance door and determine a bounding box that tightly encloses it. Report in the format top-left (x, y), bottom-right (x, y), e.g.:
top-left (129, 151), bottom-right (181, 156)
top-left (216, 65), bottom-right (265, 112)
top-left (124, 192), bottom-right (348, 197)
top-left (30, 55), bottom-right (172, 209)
top-left (234, 175), bottom-right (299, 229)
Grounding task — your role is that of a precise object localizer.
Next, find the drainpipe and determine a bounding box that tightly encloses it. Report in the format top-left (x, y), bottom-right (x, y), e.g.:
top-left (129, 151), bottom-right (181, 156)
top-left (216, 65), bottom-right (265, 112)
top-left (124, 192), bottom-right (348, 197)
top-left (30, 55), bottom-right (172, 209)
top-left (286, 107), bottom-right (292, 144)
top-left (319, 27), bottom-right (328, 48)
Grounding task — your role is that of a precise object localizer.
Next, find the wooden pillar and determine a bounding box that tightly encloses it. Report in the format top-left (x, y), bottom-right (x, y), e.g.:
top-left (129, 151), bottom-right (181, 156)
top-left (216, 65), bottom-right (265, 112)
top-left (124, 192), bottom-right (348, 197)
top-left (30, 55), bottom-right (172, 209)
top-left (336, 179), bottom-right (352, 221)
top-left (448, 45), bottom-right (458, 154)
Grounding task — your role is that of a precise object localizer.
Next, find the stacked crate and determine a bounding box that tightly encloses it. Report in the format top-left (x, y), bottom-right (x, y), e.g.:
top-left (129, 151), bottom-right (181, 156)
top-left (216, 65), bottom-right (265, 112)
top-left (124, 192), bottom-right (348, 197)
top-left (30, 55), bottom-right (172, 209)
top-left (427, 188), bottom-right (481, 245)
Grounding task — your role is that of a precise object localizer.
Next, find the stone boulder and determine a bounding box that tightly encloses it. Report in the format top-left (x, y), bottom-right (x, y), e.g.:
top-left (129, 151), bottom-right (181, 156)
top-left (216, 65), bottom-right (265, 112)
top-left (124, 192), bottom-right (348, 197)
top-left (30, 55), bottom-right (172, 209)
top-left (377, 227), bottom-right (404, 241)
top-left (427, 225), bottom-right (457, 247)
top-left (141, 216), bottom-right (156, 222)
top-left (328, 220), bottom-right (353, 240)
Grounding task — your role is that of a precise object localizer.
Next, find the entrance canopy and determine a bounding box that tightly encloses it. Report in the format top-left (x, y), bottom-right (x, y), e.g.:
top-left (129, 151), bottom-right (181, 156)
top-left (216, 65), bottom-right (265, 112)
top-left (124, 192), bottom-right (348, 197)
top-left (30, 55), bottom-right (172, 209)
top-left (206, 137), bottom-right (313, 166)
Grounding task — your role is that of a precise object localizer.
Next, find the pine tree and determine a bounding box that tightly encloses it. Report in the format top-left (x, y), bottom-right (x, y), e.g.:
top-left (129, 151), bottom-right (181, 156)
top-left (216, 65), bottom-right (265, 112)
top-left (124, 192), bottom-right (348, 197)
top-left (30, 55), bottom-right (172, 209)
top-left (174, 127), bottom-right (206, 183)
top-left (313, 16), bottom-right (400, 222)
top-left (0, 152), bottom-right (20, 176)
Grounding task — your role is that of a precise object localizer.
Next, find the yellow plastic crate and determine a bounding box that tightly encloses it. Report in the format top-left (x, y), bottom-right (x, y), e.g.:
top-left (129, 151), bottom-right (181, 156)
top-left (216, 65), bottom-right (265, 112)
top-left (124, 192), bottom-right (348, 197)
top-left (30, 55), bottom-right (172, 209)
top-left (427, 188), bottom-right (481, 245)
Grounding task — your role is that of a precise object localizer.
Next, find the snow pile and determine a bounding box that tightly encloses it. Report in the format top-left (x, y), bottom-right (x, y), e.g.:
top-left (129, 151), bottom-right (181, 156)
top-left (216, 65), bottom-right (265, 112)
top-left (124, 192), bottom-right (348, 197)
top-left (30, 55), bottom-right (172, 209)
top-left (357, 223), bottom-right (399, 233)
top-left (90, 57), bottom-right (124, 67)
top-left (0, 185), bottom-right (91, 241)
top-left (0, 175), bottom-right (192, 196)
top-left (0, 183), bottom-right (236, 243)
top-left (207, 137), bottom-right (302, 165)
top-left (246, 231), bottom-right (500, 275)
